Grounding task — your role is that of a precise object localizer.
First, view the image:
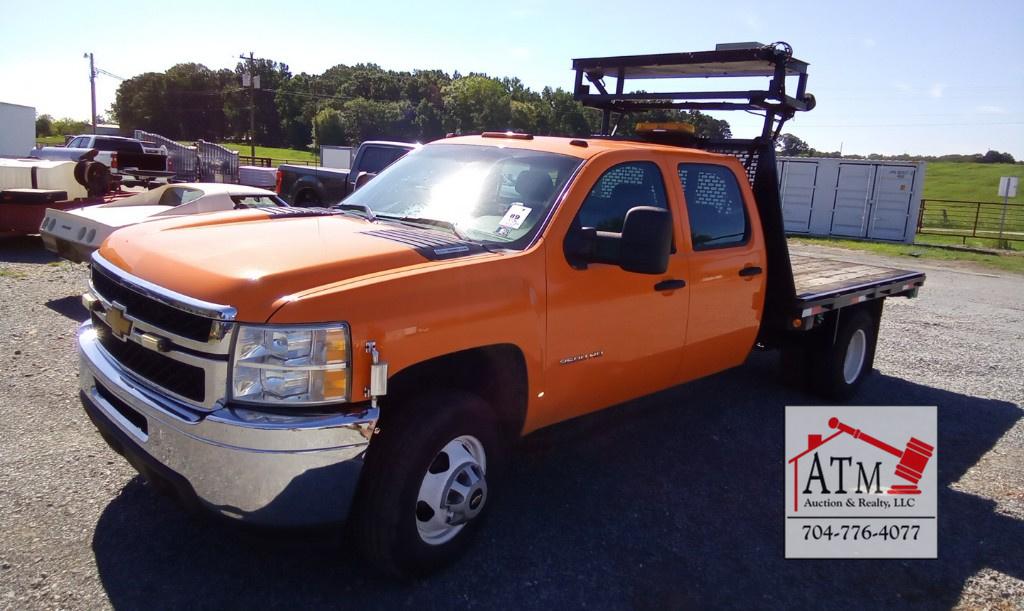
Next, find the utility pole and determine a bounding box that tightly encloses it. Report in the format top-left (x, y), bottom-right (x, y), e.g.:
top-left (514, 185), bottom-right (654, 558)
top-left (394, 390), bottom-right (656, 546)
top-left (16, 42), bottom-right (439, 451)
top-left (240, 52), bottom-right (258, 158)
top-left (84, 52), bottom-right (97, 133)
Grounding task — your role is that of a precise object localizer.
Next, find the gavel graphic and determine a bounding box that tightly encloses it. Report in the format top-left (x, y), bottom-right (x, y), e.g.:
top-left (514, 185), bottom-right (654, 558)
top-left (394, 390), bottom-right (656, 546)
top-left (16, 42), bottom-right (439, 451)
top-left (828, 417), bottom-right (934, 495)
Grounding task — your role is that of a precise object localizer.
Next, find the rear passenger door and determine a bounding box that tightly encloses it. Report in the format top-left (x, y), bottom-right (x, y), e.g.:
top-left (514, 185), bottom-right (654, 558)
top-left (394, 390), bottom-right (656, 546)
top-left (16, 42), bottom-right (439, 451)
top-left (676, 162), bottom-right (766, 381)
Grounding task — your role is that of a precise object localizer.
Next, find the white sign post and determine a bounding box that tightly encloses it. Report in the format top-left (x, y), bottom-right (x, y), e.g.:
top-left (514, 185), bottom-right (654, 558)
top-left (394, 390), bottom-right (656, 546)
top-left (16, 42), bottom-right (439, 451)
top-left (997, 177), bottom-right (1018, 248)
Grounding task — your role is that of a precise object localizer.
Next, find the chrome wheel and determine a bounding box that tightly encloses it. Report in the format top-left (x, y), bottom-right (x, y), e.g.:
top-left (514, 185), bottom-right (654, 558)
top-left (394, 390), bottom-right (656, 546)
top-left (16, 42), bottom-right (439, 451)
top-left (843, 328), bottom-right (867, 384)
top-left (415, 435), bottom-right (488, 546)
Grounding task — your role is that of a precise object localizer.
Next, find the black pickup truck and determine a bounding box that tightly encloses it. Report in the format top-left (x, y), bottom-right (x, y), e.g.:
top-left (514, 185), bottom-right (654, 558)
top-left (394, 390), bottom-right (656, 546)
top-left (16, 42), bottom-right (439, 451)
top-left (276, 141), bottom-right (416, 206)
top-left (32, 135), bottom-right (169, 175)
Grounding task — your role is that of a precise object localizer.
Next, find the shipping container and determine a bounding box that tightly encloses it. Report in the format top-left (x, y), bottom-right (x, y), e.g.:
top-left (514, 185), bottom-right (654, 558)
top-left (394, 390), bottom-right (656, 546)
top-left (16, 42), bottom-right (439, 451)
top-left (777, 157), bottom-right (926, 243)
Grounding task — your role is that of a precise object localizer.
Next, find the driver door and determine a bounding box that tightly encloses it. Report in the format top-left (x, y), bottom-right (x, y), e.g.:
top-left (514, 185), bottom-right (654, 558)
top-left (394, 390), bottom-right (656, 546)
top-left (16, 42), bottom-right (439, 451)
top-left (537, 153), bottom-right (690, 429)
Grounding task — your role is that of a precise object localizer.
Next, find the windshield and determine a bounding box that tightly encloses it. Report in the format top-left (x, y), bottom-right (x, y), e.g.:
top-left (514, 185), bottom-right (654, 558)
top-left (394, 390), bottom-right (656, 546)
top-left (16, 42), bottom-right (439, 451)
top-left (343, 143), bottom-right (583, 248)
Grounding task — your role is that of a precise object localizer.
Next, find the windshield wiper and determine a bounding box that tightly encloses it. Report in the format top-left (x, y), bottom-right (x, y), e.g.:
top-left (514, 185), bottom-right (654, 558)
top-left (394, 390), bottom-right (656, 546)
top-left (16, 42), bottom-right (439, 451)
top-left (331, 202), bottom-right (376, 222)
top-left (376, 214), bottom-right (471, 242)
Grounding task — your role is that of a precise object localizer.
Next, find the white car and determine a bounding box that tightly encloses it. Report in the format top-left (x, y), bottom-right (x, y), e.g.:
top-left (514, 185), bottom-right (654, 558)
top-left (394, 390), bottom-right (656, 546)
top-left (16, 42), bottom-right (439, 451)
top-left (40, 183), bottom-right (288, 263)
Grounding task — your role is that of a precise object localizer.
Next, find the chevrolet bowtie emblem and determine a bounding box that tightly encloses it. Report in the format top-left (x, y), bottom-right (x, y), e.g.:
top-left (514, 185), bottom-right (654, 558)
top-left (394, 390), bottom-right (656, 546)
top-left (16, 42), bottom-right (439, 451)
top-left (106, 303), bottom-right (133, 340)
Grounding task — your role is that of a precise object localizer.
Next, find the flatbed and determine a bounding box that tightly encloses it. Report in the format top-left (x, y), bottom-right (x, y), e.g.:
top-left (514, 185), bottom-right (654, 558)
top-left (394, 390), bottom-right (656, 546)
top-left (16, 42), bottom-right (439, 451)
top-left (790, 255), bottom-right (924, 319)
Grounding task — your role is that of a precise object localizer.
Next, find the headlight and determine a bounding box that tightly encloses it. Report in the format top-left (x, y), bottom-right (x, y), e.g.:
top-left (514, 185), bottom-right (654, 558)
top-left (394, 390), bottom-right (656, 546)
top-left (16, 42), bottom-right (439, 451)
top-left (230, 323), bottom-right (351, 405)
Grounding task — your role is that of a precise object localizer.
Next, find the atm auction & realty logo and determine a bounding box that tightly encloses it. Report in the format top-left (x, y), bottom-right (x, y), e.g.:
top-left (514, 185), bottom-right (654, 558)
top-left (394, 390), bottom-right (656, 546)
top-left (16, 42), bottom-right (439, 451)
top-left (784, 406), bottom-right (937, 559)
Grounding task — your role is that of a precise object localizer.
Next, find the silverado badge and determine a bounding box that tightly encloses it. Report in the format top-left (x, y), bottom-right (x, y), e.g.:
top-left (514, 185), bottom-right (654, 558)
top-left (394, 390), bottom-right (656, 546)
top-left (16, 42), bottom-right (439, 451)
top-left (105, 303), bottom-right (133, 340)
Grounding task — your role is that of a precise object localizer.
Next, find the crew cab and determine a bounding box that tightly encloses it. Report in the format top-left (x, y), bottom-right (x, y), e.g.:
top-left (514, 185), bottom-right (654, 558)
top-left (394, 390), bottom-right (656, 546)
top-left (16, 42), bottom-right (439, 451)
top-left (73, 45), bottom-right (925, 576)
top-left (32, 135), bottom-right (168, 176)
top-left (276, 140), bottom-right (416, 205)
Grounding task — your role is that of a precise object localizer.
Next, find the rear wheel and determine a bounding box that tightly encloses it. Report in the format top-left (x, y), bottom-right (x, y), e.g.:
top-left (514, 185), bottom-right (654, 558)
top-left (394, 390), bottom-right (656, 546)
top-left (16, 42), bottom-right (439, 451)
top-left (352, 390), bottom-right (502, 577)
top-left (295, 190), bottom-right (321, 207)
top-left (810, 309), bottom-right (878, 400)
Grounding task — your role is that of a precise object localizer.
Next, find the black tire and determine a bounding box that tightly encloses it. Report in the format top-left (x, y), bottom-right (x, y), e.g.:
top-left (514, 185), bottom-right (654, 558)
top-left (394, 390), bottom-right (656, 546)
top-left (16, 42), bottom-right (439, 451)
top-left (296, 190), bottom-right (321, 207)
top-left (810, 309), bottom-right (877, 400)
top-left (352, 390), bottom-right (502, 577)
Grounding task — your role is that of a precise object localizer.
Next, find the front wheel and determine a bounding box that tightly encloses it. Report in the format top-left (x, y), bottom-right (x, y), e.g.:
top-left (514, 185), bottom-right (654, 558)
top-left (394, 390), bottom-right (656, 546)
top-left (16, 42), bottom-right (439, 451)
top-left (352, 390), bottom-right (502, 577)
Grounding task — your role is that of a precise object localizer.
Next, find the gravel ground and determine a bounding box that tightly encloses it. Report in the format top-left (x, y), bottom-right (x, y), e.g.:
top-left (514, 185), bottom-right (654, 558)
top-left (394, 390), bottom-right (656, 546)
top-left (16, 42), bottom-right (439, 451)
top-left (0, 236), bottom-right (1021, 610)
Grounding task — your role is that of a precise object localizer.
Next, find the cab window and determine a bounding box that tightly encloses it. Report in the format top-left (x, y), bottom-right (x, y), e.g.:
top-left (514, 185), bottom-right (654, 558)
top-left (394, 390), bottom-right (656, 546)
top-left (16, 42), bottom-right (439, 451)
top-left (158, 187), bottom-right (202, 206)
top-left (576, 161), bottom-right (668, 232)
top-left (678, 163), bottom-right (748, 249)
top-left (232, 195), bottom-right (283, 208)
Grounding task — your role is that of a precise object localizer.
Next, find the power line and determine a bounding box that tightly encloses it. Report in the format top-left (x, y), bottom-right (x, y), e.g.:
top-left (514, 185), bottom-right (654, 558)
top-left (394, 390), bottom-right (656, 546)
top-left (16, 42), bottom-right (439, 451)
top-left (787, 121), bottom-right (1024, 128)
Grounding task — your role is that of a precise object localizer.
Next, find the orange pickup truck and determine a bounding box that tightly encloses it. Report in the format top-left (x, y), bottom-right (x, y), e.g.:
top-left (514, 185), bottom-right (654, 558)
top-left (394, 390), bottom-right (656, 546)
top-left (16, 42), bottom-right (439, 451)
top-left (75, 45), bottom-right (924, 575)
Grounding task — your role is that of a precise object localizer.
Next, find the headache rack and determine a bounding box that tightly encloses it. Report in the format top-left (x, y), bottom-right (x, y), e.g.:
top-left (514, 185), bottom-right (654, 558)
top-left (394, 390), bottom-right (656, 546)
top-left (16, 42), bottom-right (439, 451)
top-left (572, 41), bottom-right (815, 139)
top-left (572, 42), bottom-right (822, 338)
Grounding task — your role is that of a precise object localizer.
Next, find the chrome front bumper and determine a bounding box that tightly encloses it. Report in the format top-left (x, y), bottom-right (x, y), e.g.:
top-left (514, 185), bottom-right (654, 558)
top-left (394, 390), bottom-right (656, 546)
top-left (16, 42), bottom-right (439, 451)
top-left (77, 322), bottom-right (378, 527)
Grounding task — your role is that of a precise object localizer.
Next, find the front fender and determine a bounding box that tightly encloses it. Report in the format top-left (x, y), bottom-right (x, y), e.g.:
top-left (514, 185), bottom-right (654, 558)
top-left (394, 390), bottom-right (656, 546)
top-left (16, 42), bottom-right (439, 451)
top-left (266, 246), bottom-right (548, 419)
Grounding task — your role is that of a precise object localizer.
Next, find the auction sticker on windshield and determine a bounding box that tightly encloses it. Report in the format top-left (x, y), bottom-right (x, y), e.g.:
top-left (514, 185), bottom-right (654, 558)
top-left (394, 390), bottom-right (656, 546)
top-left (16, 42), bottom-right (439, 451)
top-left (785, 405), bottom-right (937, 558)
top-left (499, 204), bottom-right (532, 229)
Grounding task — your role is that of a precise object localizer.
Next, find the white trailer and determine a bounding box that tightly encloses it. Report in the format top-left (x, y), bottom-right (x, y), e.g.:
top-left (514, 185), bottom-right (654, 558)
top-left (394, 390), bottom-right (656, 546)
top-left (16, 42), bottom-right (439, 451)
top-left (0, 102), bottom-right (36, 158)
top-left (777, 157), bottom-right (926, 243)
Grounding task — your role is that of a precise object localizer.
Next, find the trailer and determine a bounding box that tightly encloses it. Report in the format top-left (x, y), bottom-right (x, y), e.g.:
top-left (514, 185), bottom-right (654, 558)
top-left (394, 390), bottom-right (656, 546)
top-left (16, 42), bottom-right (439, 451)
top-left (0, 102), bottom-right (35, 158)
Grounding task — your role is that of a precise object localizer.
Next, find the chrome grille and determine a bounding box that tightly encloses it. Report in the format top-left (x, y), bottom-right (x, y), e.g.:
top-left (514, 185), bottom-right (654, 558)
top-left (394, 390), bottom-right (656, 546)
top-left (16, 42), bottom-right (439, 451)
top-left (91, 267), bottom-right (214, 342)
top-left (88, 252), bottom-right (236, 410)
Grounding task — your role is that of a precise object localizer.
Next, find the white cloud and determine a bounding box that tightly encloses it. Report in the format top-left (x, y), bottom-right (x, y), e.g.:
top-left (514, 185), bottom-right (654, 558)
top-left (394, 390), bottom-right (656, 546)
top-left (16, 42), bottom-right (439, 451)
top-left (509, 47), bottom-right (531, 59)
top-left (893, 81), bottom-right (913, 93)
top-left (862, 38), bottom-right (877, 48)
top-left (975, 105), bottom-right (1007, 114)
top-left (928, 83), bottom-right (945, 98)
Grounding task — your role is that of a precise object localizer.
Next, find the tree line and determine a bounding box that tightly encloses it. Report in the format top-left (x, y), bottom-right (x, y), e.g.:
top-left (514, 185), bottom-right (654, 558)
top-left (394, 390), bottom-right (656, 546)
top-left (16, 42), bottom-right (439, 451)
top-left (776, 133), bottom-right (1019, 164)
top-left (84, 59), bottom-right (731, 149)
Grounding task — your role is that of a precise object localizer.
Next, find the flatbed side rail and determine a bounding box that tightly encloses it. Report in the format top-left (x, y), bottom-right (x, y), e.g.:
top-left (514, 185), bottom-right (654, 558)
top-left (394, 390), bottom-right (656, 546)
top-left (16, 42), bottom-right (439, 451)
top-left (789, 274), bottom-right (925, 331)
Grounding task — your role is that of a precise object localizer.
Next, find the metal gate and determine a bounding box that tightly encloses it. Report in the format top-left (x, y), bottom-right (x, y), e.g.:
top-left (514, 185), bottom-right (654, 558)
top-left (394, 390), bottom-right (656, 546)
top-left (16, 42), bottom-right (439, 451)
top-left (197, 141), bottom-right (239, 183)
top-left (778, 160), bottom-right (817, 233)
top-left (134, 130), bottom-right (198, 181)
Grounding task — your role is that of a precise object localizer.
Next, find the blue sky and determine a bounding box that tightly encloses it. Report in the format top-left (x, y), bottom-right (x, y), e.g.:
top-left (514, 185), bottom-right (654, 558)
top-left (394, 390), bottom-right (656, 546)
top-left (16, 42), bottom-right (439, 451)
top-left (2, 0), bottom-right (1021, 158)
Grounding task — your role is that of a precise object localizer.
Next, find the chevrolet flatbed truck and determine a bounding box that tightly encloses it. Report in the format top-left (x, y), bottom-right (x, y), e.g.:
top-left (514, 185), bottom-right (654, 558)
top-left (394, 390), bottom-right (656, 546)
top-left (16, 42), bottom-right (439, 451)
top-left (75, 44), bottom-right (924, 576)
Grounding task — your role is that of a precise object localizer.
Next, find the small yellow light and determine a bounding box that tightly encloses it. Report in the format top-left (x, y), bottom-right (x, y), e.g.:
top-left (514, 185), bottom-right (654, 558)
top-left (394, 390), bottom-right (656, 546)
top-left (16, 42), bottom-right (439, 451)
top-left (322, 370), bottom-right (349, 400)
top-left (793, 318), bottom-right (803, 328)
top-left (325, 329), bottom-right (348, 363)
top-left (635, 121), bottom-right (696, 135)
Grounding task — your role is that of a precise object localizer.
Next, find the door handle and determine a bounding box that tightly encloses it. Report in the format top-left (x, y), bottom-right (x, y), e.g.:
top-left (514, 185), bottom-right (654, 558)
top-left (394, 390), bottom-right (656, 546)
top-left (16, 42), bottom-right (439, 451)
top-left (654, 279), bottom-right (687, 291)
top-left (739, 266), bottom-right (763, 277)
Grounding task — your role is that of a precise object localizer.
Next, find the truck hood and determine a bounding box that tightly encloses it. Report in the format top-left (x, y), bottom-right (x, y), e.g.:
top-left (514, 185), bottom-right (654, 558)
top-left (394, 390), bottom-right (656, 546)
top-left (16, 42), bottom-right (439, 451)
top-left (98, 209), bottom-right (484, 321)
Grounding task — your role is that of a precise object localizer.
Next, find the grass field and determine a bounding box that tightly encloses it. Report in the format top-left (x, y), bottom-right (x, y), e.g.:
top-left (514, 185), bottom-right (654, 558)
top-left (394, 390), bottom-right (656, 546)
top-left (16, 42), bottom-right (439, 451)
top-left (214, 143), bottom-right (316, 163)
top-left (790, 236), bottom-right (1024, 274)
top-left (922, 161), bottom-right (1023, 202)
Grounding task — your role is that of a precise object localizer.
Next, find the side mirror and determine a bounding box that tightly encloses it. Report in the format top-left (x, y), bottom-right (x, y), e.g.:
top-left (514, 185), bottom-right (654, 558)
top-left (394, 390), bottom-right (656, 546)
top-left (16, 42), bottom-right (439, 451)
top-left (619, 206), bottom-right (672, 274)
top-left (564, 206), bottom-right (672, 275)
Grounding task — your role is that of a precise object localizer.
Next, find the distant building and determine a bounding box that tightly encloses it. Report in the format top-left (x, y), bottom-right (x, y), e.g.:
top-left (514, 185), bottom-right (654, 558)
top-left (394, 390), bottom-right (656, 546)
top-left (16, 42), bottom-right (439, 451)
top-left (95, 124), bottom-right (124, 136)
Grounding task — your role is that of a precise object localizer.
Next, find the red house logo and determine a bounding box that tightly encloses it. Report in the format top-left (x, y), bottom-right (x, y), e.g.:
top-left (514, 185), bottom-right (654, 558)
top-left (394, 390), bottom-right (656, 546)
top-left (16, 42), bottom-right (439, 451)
top-left (787, 417), bottom-right (935, 512)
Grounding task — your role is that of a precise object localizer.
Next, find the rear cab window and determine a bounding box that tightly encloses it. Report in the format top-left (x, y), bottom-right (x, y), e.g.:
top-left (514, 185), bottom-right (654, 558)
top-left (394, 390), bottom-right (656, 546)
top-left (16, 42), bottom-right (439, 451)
top-left (358, 146), bottom-right (408, 174)
top-left (95, 138), bottom-right (143, 153)
top-left (677, 163), bottom-right (748, 250)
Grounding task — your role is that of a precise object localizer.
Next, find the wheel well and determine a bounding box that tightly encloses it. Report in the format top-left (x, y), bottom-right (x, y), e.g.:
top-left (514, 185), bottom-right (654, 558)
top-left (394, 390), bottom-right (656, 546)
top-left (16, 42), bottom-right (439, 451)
top-left (295, 187), bottom-right (320, 205)
top-left (383, 344), bottom-right (528, 442)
